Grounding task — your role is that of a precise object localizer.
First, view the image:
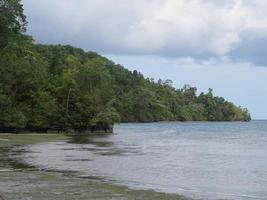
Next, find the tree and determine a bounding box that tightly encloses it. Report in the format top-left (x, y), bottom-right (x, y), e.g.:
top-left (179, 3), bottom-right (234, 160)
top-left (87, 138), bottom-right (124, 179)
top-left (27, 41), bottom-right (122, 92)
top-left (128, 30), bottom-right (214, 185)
top-left (0, 0), bottom-right (27, 48)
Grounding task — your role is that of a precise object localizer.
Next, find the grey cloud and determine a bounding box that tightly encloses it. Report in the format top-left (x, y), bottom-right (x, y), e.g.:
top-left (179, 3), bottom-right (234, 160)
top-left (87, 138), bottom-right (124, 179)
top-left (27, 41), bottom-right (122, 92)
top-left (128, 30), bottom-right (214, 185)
top-left (230, 38), bottom-right (267, 66)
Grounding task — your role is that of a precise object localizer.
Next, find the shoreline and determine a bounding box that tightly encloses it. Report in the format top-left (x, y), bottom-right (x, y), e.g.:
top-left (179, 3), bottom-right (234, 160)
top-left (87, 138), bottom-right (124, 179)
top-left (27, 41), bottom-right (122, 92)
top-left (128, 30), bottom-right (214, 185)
top-left (0, 170), bottom-right (188, 200)
top-left (0, 133), bottom-right (189, 200)
top-left (0, 120), bottom-right (254, 136)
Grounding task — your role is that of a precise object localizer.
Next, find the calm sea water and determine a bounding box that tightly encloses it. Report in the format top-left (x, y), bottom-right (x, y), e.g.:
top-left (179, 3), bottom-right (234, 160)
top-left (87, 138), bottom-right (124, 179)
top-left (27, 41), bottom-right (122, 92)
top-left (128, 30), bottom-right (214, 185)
top-left (16, 121), bottom-right (267, 200)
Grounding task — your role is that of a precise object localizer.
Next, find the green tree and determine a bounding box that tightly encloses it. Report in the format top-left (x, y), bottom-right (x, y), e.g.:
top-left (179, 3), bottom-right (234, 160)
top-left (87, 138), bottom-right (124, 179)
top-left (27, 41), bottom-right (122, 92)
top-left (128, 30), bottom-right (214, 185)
top-left (0, 0), bottom-right (27, 48)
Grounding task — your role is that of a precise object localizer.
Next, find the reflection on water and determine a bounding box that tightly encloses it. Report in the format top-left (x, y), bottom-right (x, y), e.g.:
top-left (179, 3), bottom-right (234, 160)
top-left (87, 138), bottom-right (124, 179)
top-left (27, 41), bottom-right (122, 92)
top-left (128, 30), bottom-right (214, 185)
top-left (14, 121), bottom-right (267, 200)
top-left (68, 135), bottom-right (113, 147)
top-left (0, 145), bottom-right (35, 170)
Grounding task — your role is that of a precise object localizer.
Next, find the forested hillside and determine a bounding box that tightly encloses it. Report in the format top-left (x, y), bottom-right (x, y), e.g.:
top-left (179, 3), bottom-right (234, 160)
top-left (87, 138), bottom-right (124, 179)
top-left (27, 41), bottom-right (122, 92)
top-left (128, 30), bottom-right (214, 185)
top-left (0, 0), bottom-right (251, 133)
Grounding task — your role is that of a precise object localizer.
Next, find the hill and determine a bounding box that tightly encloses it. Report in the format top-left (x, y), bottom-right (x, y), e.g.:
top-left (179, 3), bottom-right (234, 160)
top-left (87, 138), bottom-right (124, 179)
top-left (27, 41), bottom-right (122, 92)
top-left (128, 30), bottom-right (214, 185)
top-left (0, 0), bottom-right (251, 133)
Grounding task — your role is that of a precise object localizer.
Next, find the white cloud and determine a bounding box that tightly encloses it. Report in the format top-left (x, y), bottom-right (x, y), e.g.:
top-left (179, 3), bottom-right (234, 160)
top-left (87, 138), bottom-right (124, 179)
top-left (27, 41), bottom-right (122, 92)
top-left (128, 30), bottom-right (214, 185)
top-left (23, 0), bottom-right (267, 62)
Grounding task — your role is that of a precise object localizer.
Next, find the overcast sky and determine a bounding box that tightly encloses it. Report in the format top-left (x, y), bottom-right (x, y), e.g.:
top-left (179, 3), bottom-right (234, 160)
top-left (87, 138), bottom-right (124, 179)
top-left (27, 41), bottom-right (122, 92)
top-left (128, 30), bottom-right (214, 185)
top-left (22, 0), bottom-right (267, 119)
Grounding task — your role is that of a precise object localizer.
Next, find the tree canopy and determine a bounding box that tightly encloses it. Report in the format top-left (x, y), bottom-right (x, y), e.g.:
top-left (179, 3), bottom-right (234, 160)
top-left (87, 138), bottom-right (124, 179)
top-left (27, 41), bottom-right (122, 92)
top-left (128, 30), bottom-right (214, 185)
top-left (0, 0), bottom-right (27, 48)
top-left (0, 1), bottom-right (251, 133)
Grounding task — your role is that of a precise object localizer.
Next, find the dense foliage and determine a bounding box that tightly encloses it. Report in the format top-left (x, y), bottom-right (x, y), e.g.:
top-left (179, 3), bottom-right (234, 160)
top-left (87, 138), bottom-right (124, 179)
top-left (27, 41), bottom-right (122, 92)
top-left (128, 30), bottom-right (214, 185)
top-left (0, 0), bottom-right (251, 132)
top-left (0, 0), bottom-right (27, 48)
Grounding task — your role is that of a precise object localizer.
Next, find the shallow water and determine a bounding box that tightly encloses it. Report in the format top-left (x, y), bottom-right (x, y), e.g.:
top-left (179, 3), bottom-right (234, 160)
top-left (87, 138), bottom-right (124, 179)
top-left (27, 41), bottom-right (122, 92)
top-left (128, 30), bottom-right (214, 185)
top-left (15, 121), bottom-right (267, 200)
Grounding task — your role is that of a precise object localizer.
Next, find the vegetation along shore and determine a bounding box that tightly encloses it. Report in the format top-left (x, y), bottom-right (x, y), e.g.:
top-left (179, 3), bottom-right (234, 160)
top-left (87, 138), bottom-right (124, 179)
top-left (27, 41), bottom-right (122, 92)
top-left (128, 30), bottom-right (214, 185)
top-left (0, 0), bottom-right (251, 134)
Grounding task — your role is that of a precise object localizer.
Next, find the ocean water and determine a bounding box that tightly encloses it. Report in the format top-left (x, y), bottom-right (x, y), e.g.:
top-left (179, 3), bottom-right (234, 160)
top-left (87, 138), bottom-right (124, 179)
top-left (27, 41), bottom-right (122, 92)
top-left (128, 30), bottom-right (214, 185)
top-left (16, 121), bottom-right (267, 200)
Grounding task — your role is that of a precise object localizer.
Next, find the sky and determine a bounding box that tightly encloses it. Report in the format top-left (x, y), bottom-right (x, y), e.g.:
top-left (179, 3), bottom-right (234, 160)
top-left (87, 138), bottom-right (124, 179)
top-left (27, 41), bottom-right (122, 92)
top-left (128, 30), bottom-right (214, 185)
top-left (22, 0), bottom-right (267, 119)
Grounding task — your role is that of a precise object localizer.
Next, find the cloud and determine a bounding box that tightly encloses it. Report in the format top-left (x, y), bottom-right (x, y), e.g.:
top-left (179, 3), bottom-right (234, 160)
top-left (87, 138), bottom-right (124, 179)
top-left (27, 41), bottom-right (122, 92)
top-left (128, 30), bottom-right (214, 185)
top-left (22, 0), bottom-right (267, 64)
